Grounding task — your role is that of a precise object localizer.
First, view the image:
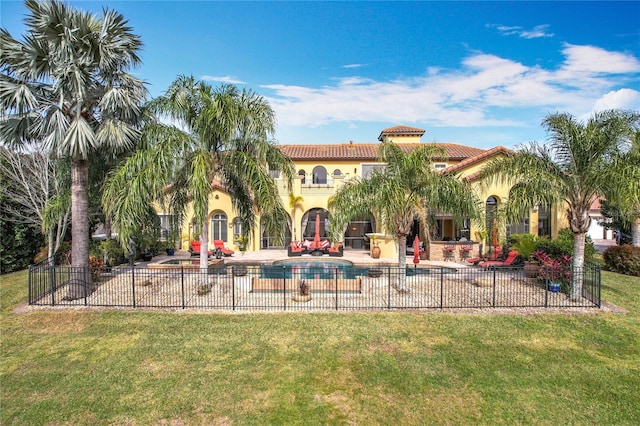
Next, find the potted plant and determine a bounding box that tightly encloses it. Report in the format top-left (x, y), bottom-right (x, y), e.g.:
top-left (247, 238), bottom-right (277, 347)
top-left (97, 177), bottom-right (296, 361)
top-left (370, 234), bottom-right (381, 259)
top-left (510, 234), bottom-right (538, 278)
top-left (235, 235), bottom-right (247, 251)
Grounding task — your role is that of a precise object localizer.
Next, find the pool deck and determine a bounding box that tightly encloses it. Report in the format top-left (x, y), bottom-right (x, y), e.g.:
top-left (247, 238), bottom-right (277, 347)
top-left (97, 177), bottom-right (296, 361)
top-left (141, 249), bottom-right (472, 270)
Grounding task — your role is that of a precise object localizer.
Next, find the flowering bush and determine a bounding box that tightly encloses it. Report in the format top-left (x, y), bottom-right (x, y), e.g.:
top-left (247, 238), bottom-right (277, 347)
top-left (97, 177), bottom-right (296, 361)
top-left (533, 250), bottom-right (573, 293)
top-left (89, 256), bottom-right (105, 280)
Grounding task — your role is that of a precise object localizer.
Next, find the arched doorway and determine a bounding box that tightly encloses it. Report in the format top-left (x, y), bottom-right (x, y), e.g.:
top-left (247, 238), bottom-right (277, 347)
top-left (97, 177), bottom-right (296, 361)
top-left (261, 215), bottom-right (292, 249)
top-left (301, 208), bottom-right (328, 240)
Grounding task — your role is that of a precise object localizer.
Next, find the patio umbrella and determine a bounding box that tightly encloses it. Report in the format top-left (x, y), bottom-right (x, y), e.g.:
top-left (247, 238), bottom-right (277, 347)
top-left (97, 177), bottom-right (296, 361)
top-left (314, 214), bottom-right (321, 245)
top-left (413, 235), bottom-right (420, 267)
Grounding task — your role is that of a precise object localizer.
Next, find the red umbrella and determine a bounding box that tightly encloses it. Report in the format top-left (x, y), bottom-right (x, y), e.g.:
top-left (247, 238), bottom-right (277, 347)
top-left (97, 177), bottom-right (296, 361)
top-left (314, 214), bottom-right (321, 245)
top-left (413, 235), bottom-right (420, 266)
top-left (491, 217), bottom-right (499, 249)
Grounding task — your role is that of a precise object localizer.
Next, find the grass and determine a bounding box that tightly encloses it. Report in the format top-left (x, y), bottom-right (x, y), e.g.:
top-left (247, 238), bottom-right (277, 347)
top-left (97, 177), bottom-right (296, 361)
top-left (1, 270), bottom-right (639, 425)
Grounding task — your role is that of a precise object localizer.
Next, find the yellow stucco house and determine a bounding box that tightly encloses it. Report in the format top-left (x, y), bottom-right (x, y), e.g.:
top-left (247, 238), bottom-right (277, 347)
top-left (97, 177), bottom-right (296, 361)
top-left (160, 125), bottom-right (566, 261)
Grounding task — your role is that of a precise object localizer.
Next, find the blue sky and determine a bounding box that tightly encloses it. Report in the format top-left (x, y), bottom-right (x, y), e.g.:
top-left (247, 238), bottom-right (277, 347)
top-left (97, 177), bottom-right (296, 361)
top-left (2, 1), bottom-right (639, 149)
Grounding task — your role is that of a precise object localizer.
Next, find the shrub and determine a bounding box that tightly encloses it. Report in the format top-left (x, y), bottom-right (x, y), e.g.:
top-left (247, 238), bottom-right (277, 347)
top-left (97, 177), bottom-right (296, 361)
top-left (534, 228), bottom-right (596, 260)
top-left (603, 245), bottom-right (640, 277)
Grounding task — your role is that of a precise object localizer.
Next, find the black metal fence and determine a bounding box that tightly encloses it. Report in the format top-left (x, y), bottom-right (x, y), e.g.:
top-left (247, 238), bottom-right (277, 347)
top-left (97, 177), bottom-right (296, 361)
top-left (28, 260), bottom-right (601, 311)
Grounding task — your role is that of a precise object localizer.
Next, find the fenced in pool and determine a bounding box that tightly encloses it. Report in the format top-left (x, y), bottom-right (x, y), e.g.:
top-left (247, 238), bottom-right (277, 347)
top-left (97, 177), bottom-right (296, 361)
top-left (28, 260), bottom-right (601, 311)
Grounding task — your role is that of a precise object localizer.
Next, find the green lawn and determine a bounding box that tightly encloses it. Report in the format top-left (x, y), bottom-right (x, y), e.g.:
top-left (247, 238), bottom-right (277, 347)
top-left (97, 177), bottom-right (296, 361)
top-left (1, 270), bottom-right (639, 425)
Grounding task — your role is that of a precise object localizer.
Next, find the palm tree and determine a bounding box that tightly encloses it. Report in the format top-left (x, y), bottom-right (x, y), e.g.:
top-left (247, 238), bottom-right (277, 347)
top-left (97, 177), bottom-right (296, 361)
top-left (289, 193), bottom-right (304, 241)
top-left (602, 128), bottom-right (640, 246)
top-left (328, 141), bottom-right (480, 292)
top-left (479, 110), bottom-right (637, 301)
top-left (1, 0), bottom-right (146, 297)
top-left (103, 76), bottom-right (294, 270)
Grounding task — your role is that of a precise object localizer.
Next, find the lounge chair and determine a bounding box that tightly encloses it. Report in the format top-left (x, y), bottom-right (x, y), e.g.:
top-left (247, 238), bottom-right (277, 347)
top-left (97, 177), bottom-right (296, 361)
top-left (467, 246), bottom-right (502, 266)
top-left (213, 240), bottom-right (234, 257)
top-left (480, 250), bottom-right (518, 268)
top-left (327, 243), bottom-right (344, 257)
top-left (190, 241), bottom-right (213, 257)
top-left (288, 242), bottom-right (307, 256)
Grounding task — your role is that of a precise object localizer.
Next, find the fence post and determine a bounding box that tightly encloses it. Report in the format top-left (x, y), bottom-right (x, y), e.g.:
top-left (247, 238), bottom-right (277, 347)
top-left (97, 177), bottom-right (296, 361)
top-left (283, 266), bottom-right (287, 311)
top-left (544, 266), bottom-right (549, 308)
top-left (596, 264), bottom-right (602, 308)
top-left (131, 265), bottom-right (136, 308)
top-left (181, 267), bottom-right (185, 309)
top-left (387, 267), bottom-right (391, 309)
top-left (335, 267), bottom-right (339, 310)
top-left (232, 266), bottom-right (236, 311)
top-left (492, 267), bottom-right (496, 307)
top-left (83, 267), bottom-right (88, 306)
top-left (440, 267), bottom-right (444, 309)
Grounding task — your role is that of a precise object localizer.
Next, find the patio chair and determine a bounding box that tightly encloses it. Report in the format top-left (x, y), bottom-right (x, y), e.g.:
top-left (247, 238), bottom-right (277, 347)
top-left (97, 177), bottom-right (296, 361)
top-left (467, 246), bottom-right (502, 266)
top-left (443, 241), bottom-right (456, 261)
top-left (459, 243), bottom-right (473, 261)
top-left (288, 241), bottom-right (307, 257)
top-left (213, 240), bottom-right (234, 257)
top-left (480, 250), bottom-right (518, 268)
top-left (189, 241), bottom-right (213, 257)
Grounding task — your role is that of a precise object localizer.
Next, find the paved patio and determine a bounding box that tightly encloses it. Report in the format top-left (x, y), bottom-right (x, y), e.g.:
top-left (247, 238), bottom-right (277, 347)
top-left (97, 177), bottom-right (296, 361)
top-left (141, 248), bottom-right (472, 270)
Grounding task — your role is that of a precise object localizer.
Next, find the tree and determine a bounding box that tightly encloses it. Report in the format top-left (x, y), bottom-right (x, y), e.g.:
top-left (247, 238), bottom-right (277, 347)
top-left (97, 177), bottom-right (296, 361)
top-left (328, 141), bottom-right (480, 292)
top-left (289, 193), bottom-right (304, 241)
top-left (103, 76), bottom-right (294, 270)
top-left (1, 0), bottom-right (147, 297)
top-left (601, 128), bottom-right (640, 246)
top-left (0, 145), bottom-right (70, 262)
top-left (479, 110), bottom-right (637, 301)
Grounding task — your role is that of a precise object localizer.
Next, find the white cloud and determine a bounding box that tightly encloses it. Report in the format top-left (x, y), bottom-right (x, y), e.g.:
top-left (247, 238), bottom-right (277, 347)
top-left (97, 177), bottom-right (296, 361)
top-left (592, 89), bottom-right (640, 112)
top-left (488, 23), bottom-right (553, 39)
top-left (342, 63), bottom-right (366, 69)
top-left (201, 75), bottom-right (246, 84)
top-left (560, 44), bottom-right (640, 74)
top-left (261, 44), bottom-right (639, 131)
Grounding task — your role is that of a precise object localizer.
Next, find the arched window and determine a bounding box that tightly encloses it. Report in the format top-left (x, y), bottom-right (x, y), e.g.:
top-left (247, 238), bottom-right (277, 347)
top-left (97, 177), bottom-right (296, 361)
top-left (333, 169), bottom-right (342, 176)
top-left (312, 166), bottom-right (327, 184)
top-left (211, 212), bottom-right (228, 242)
top-left (537, 203), bottom-right (552, 238)
top-left (486, 196), bottom-right (498, 244)
top-left (232, 218), bottom-right (242, 242)
top-left (298, 169), bottom-right (306, 184)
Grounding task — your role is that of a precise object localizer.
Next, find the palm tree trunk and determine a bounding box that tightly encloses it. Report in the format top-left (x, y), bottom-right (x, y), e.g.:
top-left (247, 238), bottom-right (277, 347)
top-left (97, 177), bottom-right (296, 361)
top-left (571, 232), bottom-right (586, 302)
top-left (200, 220), bottom-right (209, 274)
top-left (65, 158), bottom-right (91, 300)
top-left (632, 217), bottom-right (640, 247)
top-left (47, 229), bottom-right (55, 265)
top-left (396, 235), bottom-right (409, 292)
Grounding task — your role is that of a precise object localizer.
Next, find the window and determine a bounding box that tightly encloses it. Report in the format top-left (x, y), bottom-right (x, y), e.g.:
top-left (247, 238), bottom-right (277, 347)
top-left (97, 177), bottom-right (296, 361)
top-left (361, 163), bottom-right (386, 178)
top-left (434, 163), bottom-right (447, 170)
top-left (333, 169), bottom-right (342, 176)
top-left (232, 218), bottom-right (242, 242)
top-left (312, 166), bottom-right (327, 184)
top-left (210, 212), bottom-right (228, 241)
top-left (298, 169), bottom-right (306, 184)
top-left (538, 203), bottom-right (552, 238)
top-left (157, 214), bottom-right (174, 240)
top-left (269, 170), bottom-right (281, 178)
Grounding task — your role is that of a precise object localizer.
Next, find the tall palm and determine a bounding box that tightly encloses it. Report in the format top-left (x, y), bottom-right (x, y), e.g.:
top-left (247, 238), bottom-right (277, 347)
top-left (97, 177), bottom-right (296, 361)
top-left (289, 193), bottom-right (304, 241)
top-left (329, 141), bottom-right (480, 292)
top-left (602, 128), bottom-right (640, 246)
top-left (479, 110), bottom-right (637, 301)
top-left (103, 76), bottom-right (294, 270)
top-left (1, 0), bottom-right (146, 295)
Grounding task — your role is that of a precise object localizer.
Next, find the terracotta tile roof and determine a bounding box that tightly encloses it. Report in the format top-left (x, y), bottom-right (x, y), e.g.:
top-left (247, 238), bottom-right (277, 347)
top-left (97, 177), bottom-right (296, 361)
top-left (279, 142), bottom-right (485, 162)
top-left (378, 125), bottom-right (425, 141)
top-left (441, 146), bottom-right (514, 179)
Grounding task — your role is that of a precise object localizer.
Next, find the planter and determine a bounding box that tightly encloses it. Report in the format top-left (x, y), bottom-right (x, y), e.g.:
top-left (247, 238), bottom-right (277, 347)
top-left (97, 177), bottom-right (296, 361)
top-left (165, 248), bottom-right (175, 256)
top-left (367, 268), bottom-right (383, 278)
top-left (548, 282), bottom-right (561, 293)
top-left (523, 261), bottom-right (539, 278)
top-left (141, 252), bottom-right (153, 262)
